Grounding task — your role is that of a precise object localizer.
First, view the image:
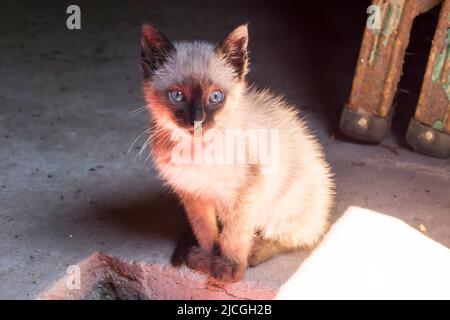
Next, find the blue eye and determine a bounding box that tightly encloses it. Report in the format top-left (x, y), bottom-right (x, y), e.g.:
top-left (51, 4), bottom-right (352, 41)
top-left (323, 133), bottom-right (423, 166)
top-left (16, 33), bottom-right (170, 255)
top-left (168, 90), bottom-right (184, 103)
top-left (209, 90), bottom-right (224, 104)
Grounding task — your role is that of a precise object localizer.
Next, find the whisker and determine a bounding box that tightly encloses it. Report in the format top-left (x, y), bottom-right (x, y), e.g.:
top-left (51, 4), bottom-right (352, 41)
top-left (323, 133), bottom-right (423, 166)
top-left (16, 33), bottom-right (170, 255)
top-left (127, 129), bottom-right (151, 154)
top-left (145, 150), bottom-right (153, 163)
top-left (129, 105), bottom-right (149, 115)
top-left (136, 137), bottom-right (151, 159)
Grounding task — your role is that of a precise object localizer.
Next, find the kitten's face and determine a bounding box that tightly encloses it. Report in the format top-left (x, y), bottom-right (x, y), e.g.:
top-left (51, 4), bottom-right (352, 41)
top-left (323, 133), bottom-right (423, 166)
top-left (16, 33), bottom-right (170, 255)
top-left (141, 24), bottom-right (249, 131)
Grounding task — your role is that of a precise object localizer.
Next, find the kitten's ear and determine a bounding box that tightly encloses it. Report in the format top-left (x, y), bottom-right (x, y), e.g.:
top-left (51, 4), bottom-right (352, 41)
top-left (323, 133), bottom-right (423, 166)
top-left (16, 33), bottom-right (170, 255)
top-left (141, 24), bottom-right (175, 80)
top-left (215, 24), bottom-right (249, 80)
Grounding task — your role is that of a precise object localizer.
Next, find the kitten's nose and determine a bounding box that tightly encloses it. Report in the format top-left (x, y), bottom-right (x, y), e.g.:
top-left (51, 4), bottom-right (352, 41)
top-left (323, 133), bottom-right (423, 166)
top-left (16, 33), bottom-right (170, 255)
top-left (193, 105), bottom-right (206, 123)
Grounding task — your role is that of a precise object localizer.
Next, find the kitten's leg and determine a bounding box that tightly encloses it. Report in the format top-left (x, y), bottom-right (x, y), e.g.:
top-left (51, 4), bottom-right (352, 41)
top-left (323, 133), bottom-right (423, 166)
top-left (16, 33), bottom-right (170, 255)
top-left (211, 204), bottom-right (255, 283)
top-left (186, 245), bottom-right (213, 274)
top-left (248, 236), bottom-right (293, 267)
top-left (181, 196), bottom-right (218, 273)
top-left (182, 196), bottom-right (218, 252)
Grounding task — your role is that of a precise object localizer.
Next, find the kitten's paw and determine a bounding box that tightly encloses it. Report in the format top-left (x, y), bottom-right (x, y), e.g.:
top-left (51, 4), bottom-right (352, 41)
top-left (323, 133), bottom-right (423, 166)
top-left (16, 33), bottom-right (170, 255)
top-left (186, 246), bottom-right (212, 274)
top-left (211, 255), bottom-right (246, 283)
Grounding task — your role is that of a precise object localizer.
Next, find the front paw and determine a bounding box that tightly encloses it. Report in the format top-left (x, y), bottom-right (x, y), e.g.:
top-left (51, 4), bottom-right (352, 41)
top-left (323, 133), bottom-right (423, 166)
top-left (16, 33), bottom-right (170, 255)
top-left (211, 255), bottom-right (246, 283)
top-left (186, 246), bottom-right (212, 274)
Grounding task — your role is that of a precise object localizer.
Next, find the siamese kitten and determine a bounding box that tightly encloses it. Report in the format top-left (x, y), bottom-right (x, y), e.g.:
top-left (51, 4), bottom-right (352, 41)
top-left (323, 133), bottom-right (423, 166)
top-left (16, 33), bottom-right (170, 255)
top-left (141, 23), bottom-right (334, 282)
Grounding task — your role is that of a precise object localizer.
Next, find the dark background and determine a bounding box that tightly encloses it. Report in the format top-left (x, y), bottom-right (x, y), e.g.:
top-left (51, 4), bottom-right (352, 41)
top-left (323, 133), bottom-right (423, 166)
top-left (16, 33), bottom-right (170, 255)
top-left (0, 0), bottom-right (441, 141)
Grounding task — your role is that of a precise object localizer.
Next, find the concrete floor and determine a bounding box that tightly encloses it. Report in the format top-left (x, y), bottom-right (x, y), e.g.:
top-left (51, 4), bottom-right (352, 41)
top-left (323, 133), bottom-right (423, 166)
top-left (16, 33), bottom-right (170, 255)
top-left (0, 0), bottom-right (449, 299)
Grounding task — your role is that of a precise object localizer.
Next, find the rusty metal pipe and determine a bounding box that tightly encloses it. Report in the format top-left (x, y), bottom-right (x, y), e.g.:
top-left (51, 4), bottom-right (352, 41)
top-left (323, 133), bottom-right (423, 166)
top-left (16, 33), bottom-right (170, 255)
top-left (406, 0), bottom-right (450, 158)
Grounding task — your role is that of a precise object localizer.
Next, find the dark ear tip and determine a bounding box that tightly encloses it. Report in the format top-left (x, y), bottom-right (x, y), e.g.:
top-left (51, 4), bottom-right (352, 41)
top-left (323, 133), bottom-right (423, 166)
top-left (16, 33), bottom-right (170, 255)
top-left (235, 23), bottom-right (249, 35)
top-left (227, 24), bottom-right (248, 43)
top-left (141, 23), bottom-right (156, 35)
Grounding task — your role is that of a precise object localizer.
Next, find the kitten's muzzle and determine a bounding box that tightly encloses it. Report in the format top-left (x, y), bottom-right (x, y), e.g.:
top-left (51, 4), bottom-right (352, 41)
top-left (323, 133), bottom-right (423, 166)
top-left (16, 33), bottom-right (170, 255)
top-left (184, 103), bottom-right (206, 127)
top-left (192, 104), bottom-right (206, 123)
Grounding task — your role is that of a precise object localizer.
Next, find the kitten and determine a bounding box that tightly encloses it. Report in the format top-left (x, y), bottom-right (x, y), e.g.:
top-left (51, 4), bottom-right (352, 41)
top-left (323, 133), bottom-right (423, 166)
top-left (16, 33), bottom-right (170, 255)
top-left (140, 23), bottom-right (335, 282)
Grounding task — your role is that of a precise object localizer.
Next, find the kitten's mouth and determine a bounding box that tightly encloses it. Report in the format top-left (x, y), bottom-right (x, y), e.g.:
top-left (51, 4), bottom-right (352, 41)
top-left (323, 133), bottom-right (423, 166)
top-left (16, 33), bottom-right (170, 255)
top-left (183, 121), bottom-right (213, 134)
top-left (193, 121), bottom-right (203, 131)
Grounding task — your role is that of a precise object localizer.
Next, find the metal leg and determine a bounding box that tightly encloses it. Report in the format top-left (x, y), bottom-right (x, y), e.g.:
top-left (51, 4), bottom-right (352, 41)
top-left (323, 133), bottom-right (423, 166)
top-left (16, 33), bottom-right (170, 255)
top-left (406, 0), bottom-right (450, 158)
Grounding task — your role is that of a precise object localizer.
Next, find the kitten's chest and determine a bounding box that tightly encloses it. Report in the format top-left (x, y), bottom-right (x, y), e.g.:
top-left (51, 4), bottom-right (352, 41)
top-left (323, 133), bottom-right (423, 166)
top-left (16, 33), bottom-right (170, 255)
top-left (155, 160), bottom-right (246, 201)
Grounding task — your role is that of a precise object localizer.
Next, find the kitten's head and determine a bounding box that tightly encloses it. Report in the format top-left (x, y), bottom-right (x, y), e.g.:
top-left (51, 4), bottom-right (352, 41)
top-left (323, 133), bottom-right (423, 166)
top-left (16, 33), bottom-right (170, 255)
top-left (141, 24), bottom-right (249, 132)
